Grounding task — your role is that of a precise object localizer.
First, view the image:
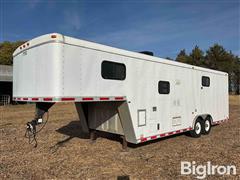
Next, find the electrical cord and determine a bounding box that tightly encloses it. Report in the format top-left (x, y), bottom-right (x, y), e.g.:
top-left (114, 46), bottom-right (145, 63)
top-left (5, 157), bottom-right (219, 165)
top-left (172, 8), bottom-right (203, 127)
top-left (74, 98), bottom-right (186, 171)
top-left (24, 111), bottom-right (49, 148)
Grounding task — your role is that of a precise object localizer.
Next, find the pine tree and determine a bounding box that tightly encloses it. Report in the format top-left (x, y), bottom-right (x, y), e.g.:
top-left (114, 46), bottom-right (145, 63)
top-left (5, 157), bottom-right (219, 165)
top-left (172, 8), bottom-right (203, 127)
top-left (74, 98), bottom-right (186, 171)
top-left (190, 45), bottom-right (205, 67)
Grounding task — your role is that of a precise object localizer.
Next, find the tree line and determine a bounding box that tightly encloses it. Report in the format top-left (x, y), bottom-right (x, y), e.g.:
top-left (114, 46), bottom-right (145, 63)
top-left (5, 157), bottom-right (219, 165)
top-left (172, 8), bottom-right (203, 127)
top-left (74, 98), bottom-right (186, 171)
top-left (175, 44), bottom-right (239, 94)
top-left (0, 41), bottom-right (26, 65)
top-left (0, 41), bottom-right (239, 94)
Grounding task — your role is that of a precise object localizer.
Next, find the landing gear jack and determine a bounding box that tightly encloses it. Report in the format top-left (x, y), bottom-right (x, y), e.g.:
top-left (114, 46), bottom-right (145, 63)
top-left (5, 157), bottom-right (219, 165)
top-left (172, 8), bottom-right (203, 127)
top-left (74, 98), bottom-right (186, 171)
top-left (90, 130), bottom-right (97, 143)
top-left (121, 135), bottom-right (128, 150)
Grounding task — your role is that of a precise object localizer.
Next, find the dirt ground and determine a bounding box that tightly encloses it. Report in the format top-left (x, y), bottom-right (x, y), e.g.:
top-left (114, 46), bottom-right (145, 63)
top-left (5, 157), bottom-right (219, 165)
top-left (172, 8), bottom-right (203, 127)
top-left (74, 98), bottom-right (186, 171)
top-left (0, 96), bottom-right (239, 179)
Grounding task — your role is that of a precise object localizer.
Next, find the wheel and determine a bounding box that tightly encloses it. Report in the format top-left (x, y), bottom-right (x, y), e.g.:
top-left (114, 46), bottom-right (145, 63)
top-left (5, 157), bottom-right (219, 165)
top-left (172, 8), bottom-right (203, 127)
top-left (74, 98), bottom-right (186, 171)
top-left (190, 118), bottom-right (202, 138)
top-left (201, 117), bottom-right (212, 135)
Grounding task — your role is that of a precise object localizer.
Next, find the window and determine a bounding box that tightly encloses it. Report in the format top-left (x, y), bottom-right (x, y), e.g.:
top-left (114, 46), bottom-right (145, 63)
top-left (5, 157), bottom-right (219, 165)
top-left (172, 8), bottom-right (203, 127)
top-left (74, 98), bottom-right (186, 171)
top-left (138, 109), bottom-right (146, 126)
top-left (158, 81), bottom-right (170, 94)
top-left (202, 76), bottom-right (210, 87)
top-left (101, 61), bottom-right (126, 80)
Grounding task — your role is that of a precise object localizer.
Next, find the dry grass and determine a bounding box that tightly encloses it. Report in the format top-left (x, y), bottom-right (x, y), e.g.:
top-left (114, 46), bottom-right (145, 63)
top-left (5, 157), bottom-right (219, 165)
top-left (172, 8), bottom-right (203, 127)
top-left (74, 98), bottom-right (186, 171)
top-left (0, 96), bottom-right (239, 179)
top-left (229, 95), bottom-right (240, 106)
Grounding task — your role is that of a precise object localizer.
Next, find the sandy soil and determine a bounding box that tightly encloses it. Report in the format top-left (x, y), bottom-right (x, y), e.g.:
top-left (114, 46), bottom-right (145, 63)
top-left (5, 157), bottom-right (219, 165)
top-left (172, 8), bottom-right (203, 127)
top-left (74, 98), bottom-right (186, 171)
top-left (0, 96), bottom-right (239, 179)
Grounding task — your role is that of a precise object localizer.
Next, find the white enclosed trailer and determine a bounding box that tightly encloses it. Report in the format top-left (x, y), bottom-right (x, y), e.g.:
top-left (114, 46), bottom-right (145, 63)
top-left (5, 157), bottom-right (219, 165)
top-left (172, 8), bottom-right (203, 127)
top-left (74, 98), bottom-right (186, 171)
top-left (13, 33), bottom-right (229, 145)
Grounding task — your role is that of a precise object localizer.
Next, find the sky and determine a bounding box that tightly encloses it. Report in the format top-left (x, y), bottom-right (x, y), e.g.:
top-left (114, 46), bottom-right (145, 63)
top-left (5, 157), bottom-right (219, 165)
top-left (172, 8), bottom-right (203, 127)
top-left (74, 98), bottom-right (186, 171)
top-left (0, 0), bottom-right (240, 59)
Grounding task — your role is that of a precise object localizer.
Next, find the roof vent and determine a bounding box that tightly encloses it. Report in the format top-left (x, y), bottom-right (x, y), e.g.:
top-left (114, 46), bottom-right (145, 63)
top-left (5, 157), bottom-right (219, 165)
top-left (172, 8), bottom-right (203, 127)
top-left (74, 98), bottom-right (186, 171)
top-left (139, 51), bottom-right (154, 56)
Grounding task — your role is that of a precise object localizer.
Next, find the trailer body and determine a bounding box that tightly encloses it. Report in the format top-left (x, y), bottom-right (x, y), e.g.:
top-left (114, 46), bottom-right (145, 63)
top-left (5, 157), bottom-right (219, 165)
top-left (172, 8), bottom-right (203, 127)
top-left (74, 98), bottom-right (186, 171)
top-left (13, 33), bottom-right (229, 144)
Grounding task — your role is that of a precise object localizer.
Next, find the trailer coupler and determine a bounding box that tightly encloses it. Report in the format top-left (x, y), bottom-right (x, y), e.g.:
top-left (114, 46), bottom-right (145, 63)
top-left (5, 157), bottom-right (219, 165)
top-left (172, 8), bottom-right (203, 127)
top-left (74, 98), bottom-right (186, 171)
top-left (25, 102), bottom-right (55, 147)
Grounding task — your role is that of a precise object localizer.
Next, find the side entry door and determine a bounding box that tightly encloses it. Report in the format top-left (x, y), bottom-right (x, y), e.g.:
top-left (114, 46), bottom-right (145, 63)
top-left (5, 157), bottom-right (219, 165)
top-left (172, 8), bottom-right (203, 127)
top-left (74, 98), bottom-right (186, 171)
top-left (200, 73), bottom-right (211, 114)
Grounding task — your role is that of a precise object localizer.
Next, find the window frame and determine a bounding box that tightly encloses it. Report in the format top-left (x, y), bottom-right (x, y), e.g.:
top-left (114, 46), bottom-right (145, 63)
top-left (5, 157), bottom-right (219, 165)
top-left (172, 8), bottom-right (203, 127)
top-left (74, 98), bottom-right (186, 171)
top-left (101, 60), bottom-right (126, 81)
top-left (158, 81), bottom-right (170, 94)
top-left (202, 76), bottom-right (210, 87)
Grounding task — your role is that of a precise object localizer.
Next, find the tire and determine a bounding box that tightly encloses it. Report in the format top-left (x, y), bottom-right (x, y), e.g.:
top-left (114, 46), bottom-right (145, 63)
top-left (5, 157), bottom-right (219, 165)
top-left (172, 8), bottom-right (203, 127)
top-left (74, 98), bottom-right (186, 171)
top-left (190, 118), bottom-right (202, 138)
top-left (201, 117), bottom-right (212, 135)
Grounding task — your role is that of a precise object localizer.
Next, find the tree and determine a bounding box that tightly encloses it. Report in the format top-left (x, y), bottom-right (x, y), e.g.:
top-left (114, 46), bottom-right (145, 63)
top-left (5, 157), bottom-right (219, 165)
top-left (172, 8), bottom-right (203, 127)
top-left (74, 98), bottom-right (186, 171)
top-left (232, 56), bottom-right (240, 94)
top-left (205, 44), bottom-right (238, 93)
top-left (0, 41), bottom-right (25, 65)
top-left (176, 49), bottom-right (192, 64)
top-left (190, 45), bottom-right (205, 67)
top-left (205, 44), bottom-right (229, 70)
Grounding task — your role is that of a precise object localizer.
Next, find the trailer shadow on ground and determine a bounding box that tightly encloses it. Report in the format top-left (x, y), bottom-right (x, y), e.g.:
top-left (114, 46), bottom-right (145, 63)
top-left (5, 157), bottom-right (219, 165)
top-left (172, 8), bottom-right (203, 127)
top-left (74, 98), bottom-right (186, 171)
top-left (55, 120), bottom-right (193, 149)
top-left (56, 120), bottom-right (90, 139)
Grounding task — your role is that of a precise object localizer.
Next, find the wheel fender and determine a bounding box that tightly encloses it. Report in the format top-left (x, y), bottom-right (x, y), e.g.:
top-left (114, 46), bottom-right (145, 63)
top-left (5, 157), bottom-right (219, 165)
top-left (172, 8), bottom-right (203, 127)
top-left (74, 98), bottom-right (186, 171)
top-left (205, 115), bottom-right (213, 125)
top-left (192, 115), bottom-right (204, 129)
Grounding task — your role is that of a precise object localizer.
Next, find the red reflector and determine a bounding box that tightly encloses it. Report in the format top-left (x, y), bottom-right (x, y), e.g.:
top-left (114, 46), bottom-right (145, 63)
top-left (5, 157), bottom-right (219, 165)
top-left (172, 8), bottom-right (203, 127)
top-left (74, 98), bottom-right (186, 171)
top-left (62, 98), bottom-right (75, 101)
top-left (82, 97), bottom-right (93, 101)
top-left (51, 35), bottom-right (57, 38)
top-left (43, 98), bottom-right (52, 101)
top-left (140, 137), bottom-right (147, 142)
top-left (23, 98), bottom-right (28, 100)
top-left (176, 130), bottom-right (181, 133)
top-left (115, 97), bottom-right (124, 100)
top-left (151, 136), bottom-right (157, 140)
top-left (160, 134), bottom-right (165, 137)
top-left (32, 98), bottom-right (39, 101)
top-left (100, 97), bottom-right (109, 100)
